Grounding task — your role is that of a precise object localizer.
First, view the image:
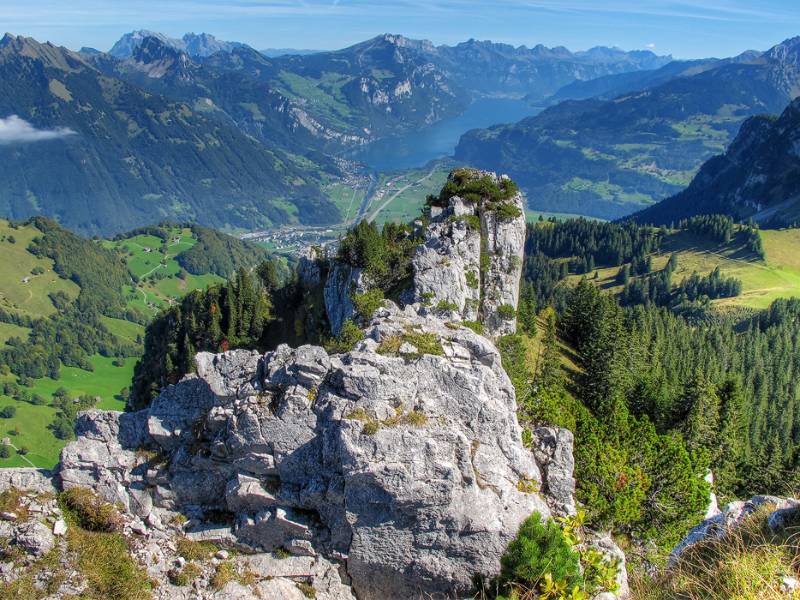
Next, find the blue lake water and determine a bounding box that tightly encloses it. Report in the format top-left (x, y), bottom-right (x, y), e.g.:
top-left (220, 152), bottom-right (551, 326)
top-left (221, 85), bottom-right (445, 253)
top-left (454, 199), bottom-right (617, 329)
top-left (351, 98), bottom-right (541, 172)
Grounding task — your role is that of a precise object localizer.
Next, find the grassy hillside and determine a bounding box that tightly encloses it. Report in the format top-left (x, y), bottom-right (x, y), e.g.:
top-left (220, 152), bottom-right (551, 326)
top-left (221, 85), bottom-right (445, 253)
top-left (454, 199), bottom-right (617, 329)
top-left (105, 226), bottom-right (224, 315)
top-left (0, 220), bottom-right (79, 319)
top-left (0, 219), bottom-right (267, 468)
top-left (565, 228), bottom-right (800, 311)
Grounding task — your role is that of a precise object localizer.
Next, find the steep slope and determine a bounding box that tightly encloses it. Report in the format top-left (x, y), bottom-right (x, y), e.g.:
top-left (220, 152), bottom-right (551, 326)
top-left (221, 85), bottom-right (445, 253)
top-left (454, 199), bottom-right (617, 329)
top-left (631, 98), bottom-right (800, 226)
top-left (272, 34), bottom-right (469, 140)
top-left (0, 34), bottom-right (338, 236)
top-left (97, 36), bottom-right (359, 152)
top-left (455, 37), bottom-right (800, 219)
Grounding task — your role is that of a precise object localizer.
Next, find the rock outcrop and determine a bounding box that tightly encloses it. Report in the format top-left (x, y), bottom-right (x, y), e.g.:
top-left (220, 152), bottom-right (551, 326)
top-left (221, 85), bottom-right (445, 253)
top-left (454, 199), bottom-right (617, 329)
top-left (413, 171), bottom-right (526, 337)
top-left (59, 301), bottom-right (552, 599)
top-left (324, 262), bottom-right (369, 337)
top-left (1, 172), bottom-right (629, 598)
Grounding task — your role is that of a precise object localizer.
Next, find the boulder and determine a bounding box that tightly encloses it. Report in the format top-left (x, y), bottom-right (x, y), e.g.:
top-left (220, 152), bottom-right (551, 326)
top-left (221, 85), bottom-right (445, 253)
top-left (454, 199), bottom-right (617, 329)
top-left (0, 468), bottom-right (56, 495)
top-left (14, 520), bottom-right (55, 557)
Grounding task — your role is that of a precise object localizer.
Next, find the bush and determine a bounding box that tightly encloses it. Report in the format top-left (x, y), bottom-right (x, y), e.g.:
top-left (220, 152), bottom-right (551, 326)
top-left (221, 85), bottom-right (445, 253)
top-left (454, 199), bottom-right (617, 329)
top-left (486, 512), bottom-right (583, 597)
top-left (352, 289), bottom-right (385, 320)
top-left (324, 320), bottom-right (363, 354)
top-left (0, 445), bottom-right (10, 459)
top-left (497, 304), bottom-right (517, 320)
top-left (435, 300), bottom-right (459, 312)
top-left (0, 406), bottom-right (16, 418)
top-left (495, 202), bottom-right (523, 220)
top-left (463, 320), bottom-right (484, 335)
top-left (465, 270), bottom-right (480, 289)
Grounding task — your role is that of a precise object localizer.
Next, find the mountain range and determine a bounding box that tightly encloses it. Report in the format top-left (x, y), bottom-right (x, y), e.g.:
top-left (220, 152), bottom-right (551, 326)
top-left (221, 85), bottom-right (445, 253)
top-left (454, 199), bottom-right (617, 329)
top-left (455, 36), bottom-right (800, 219)
top-left (0, 29), bottom-right (671, 235)
top-left (0, 34), bottom-right (337, 236)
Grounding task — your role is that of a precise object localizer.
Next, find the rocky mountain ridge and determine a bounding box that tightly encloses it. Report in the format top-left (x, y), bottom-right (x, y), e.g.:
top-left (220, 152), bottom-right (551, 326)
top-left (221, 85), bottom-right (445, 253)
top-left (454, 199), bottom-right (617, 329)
top-left (0, 170), bottom-right (627, 599)
top-left (0, 34), bottom-right (338, 236)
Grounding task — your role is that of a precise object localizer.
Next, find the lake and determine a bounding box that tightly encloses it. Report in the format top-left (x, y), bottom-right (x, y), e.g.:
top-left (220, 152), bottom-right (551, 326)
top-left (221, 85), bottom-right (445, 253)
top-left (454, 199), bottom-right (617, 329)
top-left (351, 98), bottom-right (541, 172)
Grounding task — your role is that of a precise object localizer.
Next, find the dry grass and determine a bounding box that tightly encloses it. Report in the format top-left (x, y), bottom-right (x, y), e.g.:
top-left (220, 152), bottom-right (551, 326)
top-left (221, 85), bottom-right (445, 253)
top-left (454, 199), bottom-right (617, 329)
top-left (60, 487), bottom-right (123, 532)
top-left (176, 537), bottom-right (219, 561)
top-left (631, 504), bottom-right (800, 600)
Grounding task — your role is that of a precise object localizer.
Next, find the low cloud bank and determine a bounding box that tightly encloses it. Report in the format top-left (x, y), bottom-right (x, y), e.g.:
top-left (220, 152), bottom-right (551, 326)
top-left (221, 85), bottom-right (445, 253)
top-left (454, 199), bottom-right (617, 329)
top-left (0, 115), bottom-right (76, 144)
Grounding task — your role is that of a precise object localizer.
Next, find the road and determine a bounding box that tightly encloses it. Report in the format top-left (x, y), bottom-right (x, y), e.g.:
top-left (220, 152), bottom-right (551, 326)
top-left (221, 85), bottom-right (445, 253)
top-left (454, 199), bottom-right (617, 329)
top-left (366, 166), bottom-right (437, 223)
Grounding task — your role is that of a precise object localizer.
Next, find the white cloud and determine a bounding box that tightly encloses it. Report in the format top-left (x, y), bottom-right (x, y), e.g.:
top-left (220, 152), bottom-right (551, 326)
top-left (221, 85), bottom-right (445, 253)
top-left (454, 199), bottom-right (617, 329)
top-left (646, 43), bottom-right (656, 49)
top-left (0, 115), bottom-right (76, 144)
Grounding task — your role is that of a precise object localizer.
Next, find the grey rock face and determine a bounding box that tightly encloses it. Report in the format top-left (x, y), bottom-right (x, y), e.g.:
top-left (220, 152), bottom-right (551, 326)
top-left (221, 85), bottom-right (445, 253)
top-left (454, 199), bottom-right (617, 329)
top-left (531, 427), bottom-right (577, 517)
top-left (59, 410), bottom-right (152, 518)
top-left (480, 180), bottom-right (527, 337)
top-left (298, 246), bottom-right (323, 290)
top-left (413, 171), bottom-right (526, 337)
top-left (0, 468), bottom-right (56, 495)
top-left (14, 520), bottom-right (55, 557)
top-left (414, 196), bottom-right (483, 321)
top-left (61, 301), bottom-right (552, 599)
top-left (324, 263), bottom-right (370, 336)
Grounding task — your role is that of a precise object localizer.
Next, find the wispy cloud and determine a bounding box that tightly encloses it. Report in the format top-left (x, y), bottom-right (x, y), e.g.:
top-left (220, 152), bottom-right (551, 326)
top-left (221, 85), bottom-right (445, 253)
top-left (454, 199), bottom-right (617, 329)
top-left (0, 115), bottom-right (76, 144)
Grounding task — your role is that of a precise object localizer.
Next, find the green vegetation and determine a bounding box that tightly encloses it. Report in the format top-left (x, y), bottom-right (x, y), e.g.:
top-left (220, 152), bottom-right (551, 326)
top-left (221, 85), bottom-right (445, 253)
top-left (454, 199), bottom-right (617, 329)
top-left (518, 215), bottom-right (800, 545)
top-left (377, 328), bottom-right (444, 359)
top-left (0, 218), bottom-right (273, 465)
top-left (323, 320), bottom-right (364, 355)
top-left (352, 289), bottom-right (385, 320)
top-left (478, 512), bottom-right (620, 600)
top-left (337, 220), bottom-right (419, 296)
top-left (56, 487), bottom-right (153, 599)
top-left (131, 268), bottom-right (274, 408)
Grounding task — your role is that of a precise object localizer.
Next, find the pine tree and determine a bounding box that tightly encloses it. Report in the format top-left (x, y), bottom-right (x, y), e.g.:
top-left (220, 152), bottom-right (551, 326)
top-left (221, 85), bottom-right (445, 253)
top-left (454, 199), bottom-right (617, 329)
top-left (680, 370), bottom-right (720, 455)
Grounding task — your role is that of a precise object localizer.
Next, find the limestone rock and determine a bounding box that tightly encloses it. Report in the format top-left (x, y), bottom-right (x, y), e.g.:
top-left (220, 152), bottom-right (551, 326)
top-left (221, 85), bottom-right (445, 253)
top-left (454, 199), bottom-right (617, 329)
top-left (298, 246), bottom-right (323, 289)
top-left (412, 170), bottom-right (526, 337)
top-left (324, 263), bottom-right (370, 336)
top-left (59, 409), bottom-right (151, 518)
top-left (531, 427), bottom-right (577, 517)
top-left (0, 468), bottom-right (56, 495)
top-left (14, 520), bottom-right (55, 557)
top-left (671, 495), bottom-right (800, 564)
top-left (60, 300), bottom-right (553, 599)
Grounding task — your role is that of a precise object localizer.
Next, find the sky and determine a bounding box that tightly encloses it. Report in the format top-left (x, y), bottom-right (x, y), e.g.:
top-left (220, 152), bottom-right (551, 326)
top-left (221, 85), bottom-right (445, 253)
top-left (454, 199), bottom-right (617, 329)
top-left (1, 0), bottom-right (799, 58)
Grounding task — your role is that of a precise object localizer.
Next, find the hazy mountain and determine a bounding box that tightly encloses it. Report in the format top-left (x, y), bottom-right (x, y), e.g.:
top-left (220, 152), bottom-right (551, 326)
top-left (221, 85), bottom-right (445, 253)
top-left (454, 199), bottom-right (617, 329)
top-left (0, 34), bottom-right (338, 236)
top-left (455, 37), bottom-right (800, 219)
top-left (631, 98), bottom-right (800, 226)
top-left (260, 48), bottom-right (321, 58)
top-left (105, 31), bottom-right (671, 139)
top-left (431, 39), bottom-right (671, 101)
top-left (547, 50), bottom-right (763, 104)
top-left (109, 30), bottom-right (247, 58)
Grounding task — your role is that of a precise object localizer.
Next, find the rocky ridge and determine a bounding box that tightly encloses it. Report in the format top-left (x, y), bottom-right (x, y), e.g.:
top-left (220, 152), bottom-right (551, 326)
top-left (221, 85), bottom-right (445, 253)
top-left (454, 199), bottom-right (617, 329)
top-left (0, 182), bottom-right (626, 598)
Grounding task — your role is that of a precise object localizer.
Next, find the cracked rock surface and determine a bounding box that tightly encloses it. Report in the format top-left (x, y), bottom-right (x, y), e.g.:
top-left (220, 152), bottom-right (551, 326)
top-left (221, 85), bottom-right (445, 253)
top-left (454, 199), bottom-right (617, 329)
top-left (57, 301), bottom-right (552, 599)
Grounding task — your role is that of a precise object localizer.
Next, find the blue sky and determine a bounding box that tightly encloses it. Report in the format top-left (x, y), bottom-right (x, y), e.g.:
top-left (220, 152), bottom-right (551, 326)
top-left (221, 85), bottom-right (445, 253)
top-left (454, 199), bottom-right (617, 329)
top-left (2, 0), bottom-right (799, 58)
